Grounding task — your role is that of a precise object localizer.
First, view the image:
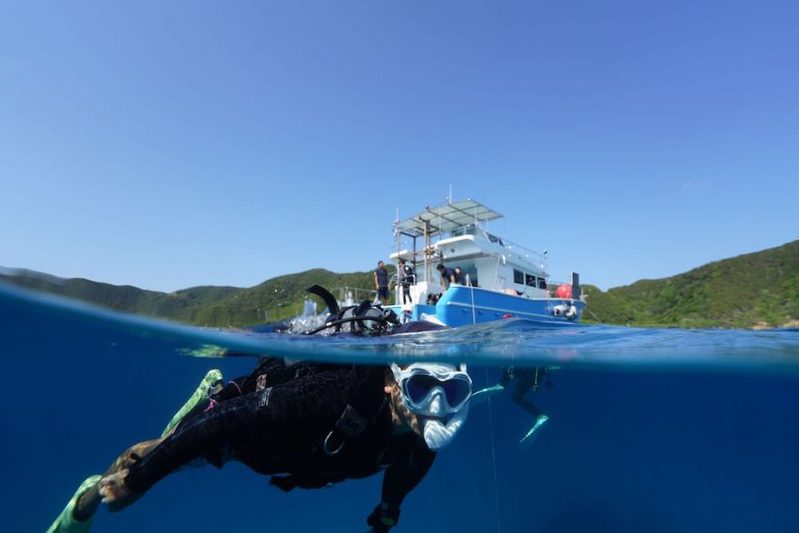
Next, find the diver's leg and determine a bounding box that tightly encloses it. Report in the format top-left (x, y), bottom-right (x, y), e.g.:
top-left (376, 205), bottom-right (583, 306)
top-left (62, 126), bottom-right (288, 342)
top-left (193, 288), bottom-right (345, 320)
top-left (47, 475), bottom-right (103, 533)
top-left (47, 437), bottom-right (163, 532)
top-left (99, 367), bottom-right (354, 511)
top-left (510, 379), bottom-right (543, 417)
top-left (99, 388), bottom-right (273, 510)
top-left (161, 369), bottom-right (223, 437)
top-left (511, 379), bottom-right (549, 447)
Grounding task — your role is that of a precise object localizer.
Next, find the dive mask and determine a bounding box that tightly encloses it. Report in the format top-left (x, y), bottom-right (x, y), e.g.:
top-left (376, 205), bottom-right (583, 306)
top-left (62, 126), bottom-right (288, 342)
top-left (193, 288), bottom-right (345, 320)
top-left (390, 362), bottom-right (472, 416)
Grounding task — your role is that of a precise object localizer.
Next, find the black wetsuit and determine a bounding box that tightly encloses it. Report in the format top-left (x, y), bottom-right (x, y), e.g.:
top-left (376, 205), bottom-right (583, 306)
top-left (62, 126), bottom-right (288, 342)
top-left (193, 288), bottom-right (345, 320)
top-left (124, 359), bottom-right (435, 531)
top-left (399, 264), bottom-right (414, 304)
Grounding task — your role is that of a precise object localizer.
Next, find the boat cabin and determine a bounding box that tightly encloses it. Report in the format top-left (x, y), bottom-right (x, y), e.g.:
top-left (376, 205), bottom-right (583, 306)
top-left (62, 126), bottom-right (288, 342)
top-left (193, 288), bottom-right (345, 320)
top-left (390, 199), bottom-right (551, 306)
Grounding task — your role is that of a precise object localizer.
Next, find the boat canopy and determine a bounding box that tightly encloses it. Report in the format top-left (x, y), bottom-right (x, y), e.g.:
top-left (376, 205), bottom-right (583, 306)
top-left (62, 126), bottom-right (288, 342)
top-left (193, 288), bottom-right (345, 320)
top-left (395, 199), bottom-right (503, 238)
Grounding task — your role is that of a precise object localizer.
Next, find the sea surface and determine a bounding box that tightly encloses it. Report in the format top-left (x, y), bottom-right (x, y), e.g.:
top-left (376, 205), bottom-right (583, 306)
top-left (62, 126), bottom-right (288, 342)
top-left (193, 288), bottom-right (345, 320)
top-left (1, 282), bottom-right (798, 533)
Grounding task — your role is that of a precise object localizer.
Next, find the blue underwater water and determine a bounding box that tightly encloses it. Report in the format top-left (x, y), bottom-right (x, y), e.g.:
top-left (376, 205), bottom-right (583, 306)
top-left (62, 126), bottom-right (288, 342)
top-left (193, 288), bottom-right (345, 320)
top-left (1, 282), bottom-right (799, 533)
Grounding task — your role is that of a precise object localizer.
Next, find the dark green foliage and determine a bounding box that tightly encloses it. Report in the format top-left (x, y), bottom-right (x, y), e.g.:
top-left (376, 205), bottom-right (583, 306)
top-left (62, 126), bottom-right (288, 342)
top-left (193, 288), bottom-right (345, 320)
top-left (189, 268), bottom-right (376, 326)
top-left (582, 240), bottom-right (799, 328)
top-left (0, 267), bottom-right (375, 327)
top-left (2, 241), bottom-right (796, 328)
top-left (0, 269), bottom-right (244, 323)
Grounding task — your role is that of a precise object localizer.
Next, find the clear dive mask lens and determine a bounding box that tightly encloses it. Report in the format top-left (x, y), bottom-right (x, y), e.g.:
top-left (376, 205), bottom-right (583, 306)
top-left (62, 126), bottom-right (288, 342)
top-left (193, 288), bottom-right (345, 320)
top-left (392, 363), bottom-right (472, 414)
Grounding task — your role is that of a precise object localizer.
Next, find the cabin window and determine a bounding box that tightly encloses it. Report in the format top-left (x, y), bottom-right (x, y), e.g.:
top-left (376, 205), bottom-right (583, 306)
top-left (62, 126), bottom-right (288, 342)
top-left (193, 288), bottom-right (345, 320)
top-left (513, 269), bottom-right (524, 284)
top-left (525, 274), bottom-right (536, 287)
top-left (538, 277), bottom-right (547, 289)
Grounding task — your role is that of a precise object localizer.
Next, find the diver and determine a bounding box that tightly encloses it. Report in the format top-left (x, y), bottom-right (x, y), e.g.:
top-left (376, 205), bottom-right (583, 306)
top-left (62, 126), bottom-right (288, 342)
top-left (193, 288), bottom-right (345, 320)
top-left (470, 365), bottom-right (552, 447)
top-left (49, 357), bottom-right (472, 533)
top-left (398, 259), bottom-right (415, 305)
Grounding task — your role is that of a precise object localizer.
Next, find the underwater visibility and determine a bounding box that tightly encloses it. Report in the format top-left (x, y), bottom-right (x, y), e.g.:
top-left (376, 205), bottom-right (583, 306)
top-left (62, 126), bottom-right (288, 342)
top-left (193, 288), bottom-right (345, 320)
top-left (2, 282), bottom-right (798, 532)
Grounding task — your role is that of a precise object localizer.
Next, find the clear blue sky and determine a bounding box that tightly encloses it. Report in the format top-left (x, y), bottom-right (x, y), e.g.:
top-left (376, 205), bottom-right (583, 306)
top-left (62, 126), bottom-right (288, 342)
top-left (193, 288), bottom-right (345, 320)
top-left (2, 1), bottom-right (797, 292)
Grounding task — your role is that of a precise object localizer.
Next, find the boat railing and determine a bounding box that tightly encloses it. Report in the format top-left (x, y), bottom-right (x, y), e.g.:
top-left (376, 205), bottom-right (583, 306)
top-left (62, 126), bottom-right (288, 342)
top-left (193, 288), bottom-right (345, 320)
top-left (469, 226), bottom-right (548, 270)
top-left (335, 286), bottom-right (378, 307)
top-left (496, 237), bottom-right (548, 269)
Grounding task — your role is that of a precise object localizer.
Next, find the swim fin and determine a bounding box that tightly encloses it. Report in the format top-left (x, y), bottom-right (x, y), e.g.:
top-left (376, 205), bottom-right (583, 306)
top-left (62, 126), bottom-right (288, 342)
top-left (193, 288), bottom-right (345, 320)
top-left (519, 414), bottom-right (549, 448)
top-left (161, 369), bottom-right (223, 437)
top-left (47, 475), bottom-right (103, 533)
top-left (469, 384), bottom-right (505, 407)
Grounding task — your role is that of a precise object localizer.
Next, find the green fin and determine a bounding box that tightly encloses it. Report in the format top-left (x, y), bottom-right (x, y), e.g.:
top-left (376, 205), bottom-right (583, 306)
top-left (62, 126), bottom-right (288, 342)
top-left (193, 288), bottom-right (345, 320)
top-left (519, 414), bottom-right (549, 448)
top-left (469, 384), bottom-right (505, 407)
top-left (47, 475), bottom-right (102, 533)
top-left (161, 369), bottom-right (223, 437)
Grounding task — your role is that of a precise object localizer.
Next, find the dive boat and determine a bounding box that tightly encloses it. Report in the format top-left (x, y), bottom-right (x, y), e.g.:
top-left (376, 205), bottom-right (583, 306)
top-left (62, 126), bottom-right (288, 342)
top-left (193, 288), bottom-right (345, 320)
top-left (385, 199), bottom-right (585, 327)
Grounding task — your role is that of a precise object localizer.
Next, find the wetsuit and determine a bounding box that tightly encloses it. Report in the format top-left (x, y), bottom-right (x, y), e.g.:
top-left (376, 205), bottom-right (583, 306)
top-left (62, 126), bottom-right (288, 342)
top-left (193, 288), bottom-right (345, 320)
top-left (399, 264), bottom-right (414, 304)
top-left (499, 366), bottom-right (547, 417)
top-left (375, 266), bottom-right (389, 302)
top-left (123, 359), bottom-right (435, 531)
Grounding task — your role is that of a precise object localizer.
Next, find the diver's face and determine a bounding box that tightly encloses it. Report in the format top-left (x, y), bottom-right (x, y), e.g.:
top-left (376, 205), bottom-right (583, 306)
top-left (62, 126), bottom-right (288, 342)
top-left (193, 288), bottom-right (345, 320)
top-left (385, 376), bottom-right (471, 451)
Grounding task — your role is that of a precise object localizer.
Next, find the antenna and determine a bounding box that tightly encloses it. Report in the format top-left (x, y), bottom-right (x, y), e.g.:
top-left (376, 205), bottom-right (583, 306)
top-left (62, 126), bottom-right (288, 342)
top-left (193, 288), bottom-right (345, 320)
top-left (448, 184), bottom-right (453, 204)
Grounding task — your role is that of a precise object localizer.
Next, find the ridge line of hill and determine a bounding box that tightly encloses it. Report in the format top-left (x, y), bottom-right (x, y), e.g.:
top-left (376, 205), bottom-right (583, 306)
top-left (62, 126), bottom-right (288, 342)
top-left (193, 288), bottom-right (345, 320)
top-left (2, 240), bottom-right (797, 328)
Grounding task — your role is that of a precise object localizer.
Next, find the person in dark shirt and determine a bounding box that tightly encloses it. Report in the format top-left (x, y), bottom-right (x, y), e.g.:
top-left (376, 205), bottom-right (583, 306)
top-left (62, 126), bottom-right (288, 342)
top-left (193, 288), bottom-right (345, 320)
top-left (53, 358), bottom-right (472, 533)
top-left (374, 260), bottom-right (390, 304)
top-left (436, 263), bottom-right (457, 289)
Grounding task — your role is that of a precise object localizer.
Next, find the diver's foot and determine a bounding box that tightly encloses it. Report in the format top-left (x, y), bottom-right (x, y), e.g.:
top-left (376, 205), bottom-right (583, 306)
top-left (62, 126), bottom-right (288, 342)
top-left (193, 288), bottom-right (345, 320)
top-left (106, 439), bottom-right (161, 474)
top-left (72, 482), bottom-right (101, 522)
top-left (47, 475), bottom-right (103, 533)
top-left (98, 469), bottom-right (141, 511)
top-left (519, 414), bottom-right (549, 449)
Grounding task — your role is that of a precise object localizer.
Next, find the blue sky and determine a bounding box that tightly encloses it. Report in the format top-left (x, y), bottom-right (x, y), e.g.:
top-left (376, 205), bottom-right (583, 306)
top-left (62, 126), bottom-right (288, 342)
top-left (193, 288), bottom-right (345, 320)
top-left (2, 1), bottom-right (797, 292)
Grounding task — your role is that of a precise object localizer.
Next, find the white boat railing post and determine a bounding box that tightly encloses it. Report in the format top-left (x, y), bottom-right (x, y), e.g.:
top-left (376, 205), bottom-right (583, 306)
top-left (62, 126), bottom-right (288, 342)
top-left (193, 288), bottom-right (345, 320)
top-left (468, 274), bottom-right (476, 324)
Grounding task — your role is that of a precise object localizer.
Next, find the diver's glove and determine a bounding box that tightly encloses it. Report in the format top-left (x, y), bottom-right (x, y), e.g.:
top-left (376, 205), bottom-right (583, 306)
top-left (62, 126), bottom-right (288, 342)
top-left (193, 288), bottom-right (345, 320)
top-left (367, 501), bottom-right (400, 532)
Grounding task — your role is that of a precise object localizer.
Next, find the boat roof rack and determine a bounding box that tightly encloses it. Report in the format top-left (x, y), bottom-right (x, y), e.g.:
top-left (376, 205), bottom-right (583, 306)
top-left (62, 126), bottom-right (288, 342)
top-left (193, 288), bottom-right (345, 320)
top-left (395, 198), bottom-right (503, 238)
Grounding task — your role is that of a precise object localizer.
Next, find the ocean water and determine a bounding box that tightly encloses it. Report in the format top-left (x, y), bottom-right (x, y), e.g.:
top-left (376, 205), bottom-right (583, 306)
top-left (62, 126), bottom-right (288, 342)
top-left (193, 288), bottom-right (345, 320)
top-left (1, 282), bottom-right (798, 533)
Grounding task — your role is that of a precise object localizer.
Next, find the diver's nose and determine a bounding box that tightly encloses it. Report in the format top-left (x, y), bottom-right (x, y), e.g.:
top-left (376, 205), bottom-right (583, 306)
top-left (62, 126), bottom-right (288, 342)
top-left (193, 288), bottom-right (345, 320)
top-left (427, 387), bottom-right (446, 416)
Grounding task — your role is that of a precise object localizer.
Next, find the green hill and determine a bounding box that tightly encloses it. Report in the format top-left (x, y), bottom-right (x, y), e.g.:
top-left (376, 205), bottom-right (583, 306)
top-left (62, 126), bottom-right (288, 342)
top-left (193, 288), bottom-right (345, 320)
top-left (2, 240), bottom-right (797, 328)
top-left (581, 240), bottom-right (799, 328)
top-left (0, 267), bottom-right (377, 327)
top-left (0, 268), bottom-right (244, 322)
top-left (189, 269), bottom-right (376, 326)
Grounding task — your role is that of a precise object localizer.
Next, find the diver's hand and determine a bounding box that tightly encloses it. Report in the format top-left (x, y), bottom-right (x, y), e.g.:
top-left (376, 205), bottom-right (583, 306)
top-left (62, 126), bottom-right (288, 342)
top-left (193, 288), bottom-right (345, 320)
top-left (98, 469), bottom-right (141, 511)
top-left (367, 501), bottom-right (400, 532)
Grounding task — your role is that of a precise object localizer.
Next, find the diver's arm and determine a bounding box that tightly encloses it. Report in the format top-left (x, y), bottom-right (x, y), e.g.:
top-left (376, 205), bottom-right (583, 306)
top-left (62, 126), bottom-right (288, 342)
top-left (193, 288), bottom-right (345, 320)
top-left (367, 444), bottom-right (436, 531)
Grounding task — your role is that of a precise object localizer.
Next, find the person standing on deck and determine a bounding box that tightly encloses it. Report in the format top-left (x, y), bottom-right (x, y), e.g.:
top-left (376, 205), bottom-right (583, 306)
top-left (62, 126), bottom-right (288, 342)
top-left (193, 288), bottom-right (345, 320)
top-left (398, 259), bottom-right (415, 305)
top-left (374, 260), bottom-right (389, 304)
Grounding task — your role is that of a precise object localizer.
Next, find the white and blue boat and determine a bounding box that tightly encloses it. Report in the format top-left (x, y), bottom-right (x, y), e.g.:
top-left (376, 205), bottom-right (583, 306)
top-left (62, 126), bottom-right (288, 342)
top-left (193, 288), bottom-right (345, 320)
top-left (385, 199), bottom-right (585, 327)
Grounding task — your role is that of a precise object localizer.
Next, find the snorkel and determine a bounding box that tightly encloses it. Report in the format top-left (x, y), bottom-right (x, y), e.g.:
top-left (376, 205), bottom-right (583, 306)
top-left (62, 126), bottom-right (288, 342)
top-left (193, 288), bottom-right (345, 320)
top-left (390, 363), bottom-right (472, 451)
top-left (419, 393), bottom-right (470, 451)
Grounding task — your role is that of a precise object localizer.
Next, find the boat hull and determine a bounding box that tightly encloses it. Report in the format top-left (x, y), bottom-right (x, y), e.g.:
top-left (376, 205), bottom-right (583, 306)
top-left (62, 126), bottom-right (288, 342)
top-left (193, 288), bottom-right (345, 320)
top-left (391, 285), bottom-right (585, 328)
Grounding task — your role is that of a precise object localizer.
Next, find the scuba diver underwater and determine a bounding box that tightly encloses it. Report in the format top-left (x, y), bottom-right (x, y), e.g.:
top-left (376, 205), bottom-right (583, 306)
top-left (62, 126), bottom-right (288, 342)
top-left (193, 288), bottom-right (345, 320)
top-left (48, 287), bottom-right (471, 533)
top-left (471, 365), bottom-right (555, 447)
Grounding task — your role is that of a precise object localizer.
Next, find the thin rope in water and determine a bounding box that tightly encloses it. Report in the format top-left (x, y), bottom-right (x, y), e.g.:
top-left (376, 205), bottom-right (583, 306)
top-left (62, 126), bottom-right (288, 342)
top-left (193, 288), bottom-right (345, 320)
top-left (485, 368), bottom-right (502, 533)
